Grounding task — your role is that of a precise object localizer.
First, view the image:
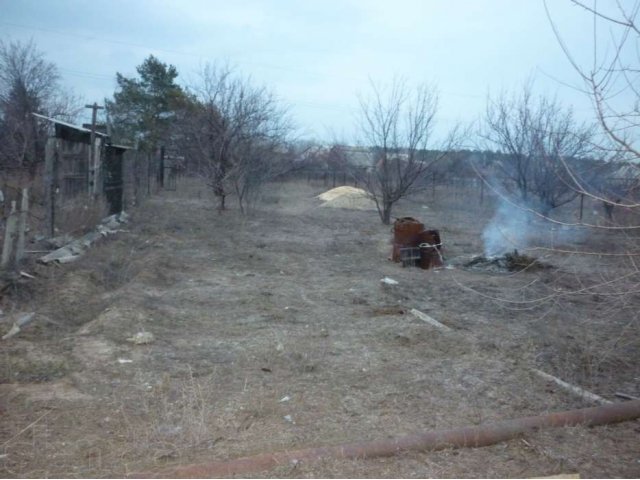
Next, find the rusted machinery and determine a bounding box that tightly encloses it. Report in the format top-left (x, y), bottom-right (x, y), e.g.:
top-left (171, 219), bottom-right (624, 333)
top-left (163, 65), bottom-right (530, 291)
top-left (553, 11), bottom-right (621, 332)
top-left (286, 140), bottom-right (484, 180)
top-left (392, 217), bottom-right (443, 269)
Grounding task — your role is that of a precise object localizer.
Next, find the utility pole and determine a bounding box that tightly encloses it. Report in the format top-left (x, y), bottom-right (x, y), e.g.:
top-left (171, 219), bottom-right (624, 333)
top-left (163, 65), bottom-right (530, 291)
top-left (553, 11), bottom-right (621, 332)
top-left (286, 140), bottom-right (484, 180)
top-left (85, 102), bottom-right (104, 196)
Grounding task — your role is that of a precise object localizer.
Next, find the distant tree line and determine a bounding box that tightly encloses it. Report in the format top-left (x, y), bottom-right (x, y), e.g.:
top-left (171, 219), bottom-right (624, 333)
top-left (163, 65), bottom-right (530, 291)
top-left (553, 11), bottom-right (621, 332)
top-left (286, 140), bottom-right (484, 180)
top-left (0, 37), bottom-right (637, 222)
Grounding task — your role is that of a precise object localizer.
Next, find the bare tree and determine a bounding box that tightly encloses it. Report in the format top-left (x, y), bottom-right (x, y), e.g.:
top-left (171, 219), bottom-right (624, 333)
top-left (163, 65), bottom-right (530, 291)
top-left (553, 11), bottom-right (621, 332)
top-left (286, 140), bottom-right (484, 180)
top-left (184, 63), bottom-right (292, 212)
top-left (482, 82), bottom-right (595, 215)
top-left (545, 1), bottom-right (640, 216)
top-left (548, 2), bottom-right (640, 160)
top-left (0, 39), bottom-right (80, 175)
top-left (356, 78), bottom-right (459, 224)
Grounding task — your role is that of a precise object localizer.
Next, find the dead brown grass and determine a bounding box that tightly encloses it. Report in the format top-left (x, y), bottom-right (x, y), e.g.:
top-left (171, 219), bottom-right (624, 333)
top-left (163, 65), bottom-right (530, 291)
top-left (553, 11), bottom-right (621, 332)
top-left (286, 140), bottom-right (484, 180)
top-left (0, 178), bottom-right (638, 478)
top-left (55, 196), bottom-right (110, 237)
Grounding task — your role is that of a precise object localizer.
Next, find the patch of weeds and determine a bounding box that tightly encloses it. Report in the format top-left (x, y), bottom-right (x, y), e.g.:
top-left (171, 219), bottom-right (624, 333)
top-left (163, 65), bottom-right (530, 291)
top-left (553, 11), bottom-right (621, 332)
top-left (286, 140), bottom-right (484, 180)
top-left (284, 349), bottom-right (325, 374)
top-left (86, 243), bottom-right (141, 290)
top-left (57, 196), bottom-right (109, 236)
top-left (1, 355), bottom-right (69, 383)
top-left (99, 255), bottom-right (138, 289)
top-left (117, 370), bottom-right (222, 463)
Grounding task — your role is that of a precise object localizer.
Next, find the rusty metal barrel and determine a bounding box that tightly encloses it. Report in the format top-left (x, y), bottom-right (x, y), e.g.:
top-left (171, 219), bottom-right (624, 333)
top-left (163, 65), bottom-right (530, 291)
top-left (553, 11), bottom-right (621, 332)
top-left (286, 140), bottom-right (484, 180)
top-left (391, 217), bottom-right (424, 262)
top-left (419, 229), bottom-right (443, 269)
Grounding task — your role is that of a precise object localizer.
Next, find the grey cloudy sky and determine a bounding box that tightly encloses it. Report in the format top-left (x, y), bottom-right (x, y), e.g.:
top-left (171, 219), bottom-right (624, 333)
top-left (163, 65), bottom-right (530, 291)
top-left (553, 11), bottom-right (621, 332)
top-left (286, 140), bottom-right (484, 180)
top-left (0, 0), bottom-right (627, 143)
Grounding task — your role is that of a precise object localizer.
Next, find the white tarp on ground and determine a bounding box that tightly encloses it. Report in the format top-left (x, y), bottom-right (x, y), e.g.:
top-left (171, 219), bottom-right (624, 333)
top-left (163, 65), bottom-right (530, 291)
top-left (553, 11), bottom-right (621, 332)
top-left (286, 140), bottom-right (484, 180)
top-left (317, 186), bottom-right (377, 211)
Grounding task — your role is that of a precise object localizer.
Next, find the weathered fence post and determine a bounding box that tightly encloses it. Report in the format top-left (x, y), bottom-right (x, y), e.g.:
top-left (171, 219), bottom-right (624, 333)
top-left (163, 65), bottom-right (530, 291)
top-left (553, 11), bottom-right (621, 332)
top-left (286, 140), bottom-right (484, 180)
top-left (1, 201), bottom-right (18, 270)
top-left (147, 153), bottom-right (151, 196)
top-left (579, 193), bottom-right (584, 221)
top-left (15, 188), bottom-right (29, 264)
top-left (133, 151), bottom-right (140, 205)
top-left (159, 146), bottom-right (165, 188)
top-left (85, 102), bottom-right (104, 200)
top-left (92, 137), bottom-right (103, 198)
top-left (44, 137), bottom-right (57, 238)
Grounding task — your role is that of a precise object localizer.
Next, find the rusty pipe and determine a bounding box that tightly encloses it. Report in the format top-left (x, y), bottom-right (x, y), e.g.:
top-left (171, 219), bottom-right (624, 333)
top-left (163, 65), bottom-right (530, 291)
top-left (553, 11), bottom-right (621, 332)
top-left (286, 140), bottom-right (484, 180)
top-left (131, 400), bottom-right (640, 478)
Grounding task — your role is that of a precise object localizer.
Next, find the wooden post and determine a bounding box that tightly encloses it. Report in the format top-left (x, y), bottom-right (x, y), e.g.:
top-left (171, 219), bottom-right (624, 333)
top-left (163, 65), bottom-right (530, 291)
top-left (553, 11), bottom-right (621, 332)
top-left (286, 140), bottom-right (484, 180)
top-left (133, 150), bottom-right (142, 205)
top-left (44, 137), bottom-right (57, 238)
top-left (89, 136), bottom-right (103, 197)
top-left (85, 102), bottom-right (104, 199)
top-left (579, 193), bottom-right (584, 221)
top-left (159, 146), bottom-right (165, 188)
top-left (147, 153), bottom-right (151, 196)
top-left (15, 188), bottom-right (29, 264)
top-left (2, 201), bottom-right (18, 269)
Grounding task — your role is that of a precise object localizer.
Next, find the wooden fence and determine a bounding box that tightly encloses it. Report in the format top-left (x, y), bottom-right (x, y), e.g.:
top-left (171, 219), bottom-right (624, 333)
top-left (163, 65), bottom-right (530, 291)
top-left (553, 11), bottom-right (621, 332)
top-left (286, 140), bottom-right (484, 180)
top-left (0, 130), bottom-right (172, 274)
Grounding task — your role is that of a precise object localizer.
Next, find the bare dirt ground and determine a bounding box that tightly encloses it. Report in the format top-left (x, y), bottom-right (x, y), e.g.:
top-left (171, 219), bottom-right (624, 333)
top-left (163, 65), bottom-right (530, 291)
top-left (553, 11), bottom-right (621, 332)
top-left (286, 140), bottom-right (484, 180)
top-left (1, 179), bottom-right (639, 478)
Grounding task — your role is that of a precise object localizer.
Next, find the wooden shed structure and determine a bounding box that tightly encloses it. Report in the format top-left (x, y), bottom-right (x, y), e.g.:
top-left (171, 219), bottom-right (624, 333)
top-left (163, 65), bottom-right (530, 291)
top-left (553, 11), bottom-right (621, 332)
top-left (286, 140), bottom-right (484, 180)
top-left (33, 113), bottom-right (133, 234)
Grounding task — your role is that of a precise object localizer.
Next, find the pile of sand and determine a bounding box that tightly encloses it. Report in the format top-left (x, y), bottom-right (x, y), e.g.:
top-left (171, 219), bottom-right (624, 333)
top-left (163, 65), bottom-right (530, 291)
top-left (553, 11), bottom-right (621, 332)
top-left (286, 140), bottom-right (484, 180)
top-left (317, 186), bottom-right (377, 210)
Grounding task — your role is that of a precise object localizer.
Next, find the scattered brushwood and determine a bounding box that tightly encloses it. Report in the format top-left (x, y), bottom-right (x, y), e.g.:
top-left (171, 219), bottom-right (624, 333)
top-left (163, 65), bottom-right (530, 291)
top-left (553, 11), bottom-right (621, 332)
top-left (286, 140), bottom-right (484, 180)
top-left (465, 250), bottom-right (548, 273)
top-left (503, 250), bottom-right (545, 271)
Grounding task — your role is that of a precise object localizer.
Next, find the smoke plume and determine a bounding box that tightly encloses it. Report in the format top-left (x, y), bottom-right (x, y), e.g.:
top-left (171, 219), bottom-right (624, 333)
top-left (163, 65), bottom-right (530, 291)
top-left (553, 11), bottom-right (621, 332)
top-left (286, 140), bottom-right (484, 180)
top-left (482, 199), bottom-right (533, 257)
top-left (482, 197), bottom-right (586, 257)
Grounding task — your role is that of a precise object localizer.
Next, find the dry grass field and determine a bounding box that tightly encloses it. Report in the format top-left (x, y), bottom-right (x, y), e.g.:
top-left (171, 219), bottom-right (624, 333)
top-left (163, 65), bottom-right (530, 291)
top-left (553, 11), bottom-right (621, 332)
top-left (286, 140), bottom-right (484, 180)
top-left (0, 178), bottom-right (639, 478)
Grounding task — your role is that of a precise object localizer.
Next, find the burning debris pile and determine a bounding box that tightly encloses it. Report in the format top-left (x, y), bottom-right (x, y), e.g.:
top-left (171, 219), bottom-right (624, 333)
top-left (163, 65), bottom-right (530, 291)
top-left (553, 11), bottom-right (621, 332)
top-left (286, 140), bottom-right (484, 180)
top-left (391, 217), bottom-right (443, 270)
top-left (464, 250), bottom-right (548, 273)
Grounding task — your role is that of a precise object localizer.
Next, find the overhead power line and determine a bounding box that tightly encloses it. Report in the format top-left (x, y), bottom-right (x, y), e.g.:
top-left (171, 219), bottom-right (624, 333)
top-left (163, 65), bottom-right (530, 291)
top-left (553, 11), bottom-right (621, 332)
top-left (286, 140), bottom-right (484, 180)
top-left (0, 21), bottom-right (324, 79)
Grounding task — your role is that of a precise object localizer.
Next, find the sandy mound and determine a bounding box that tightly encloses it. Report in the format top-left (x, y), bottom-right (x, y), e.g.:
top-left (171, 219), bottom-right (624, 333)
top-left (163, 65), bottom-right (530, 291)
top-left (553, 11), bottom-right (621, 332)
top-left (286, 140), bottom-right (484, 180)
top-left (318, 186), bottom-right (365, 202)
top-left (317, 186), bottom-right (377, 210)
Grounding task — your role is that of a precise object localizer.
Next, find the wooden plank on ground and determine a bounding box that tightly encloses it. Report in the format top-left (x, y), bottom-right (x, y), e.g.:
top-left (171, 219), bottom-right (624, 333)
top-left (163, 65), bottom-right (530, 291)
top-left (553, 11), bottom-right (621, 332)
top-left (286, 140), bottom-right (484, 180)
top-left (410, 308), bottom-right (452, 332)
top-left (532, 368), bottom-right (611, 405)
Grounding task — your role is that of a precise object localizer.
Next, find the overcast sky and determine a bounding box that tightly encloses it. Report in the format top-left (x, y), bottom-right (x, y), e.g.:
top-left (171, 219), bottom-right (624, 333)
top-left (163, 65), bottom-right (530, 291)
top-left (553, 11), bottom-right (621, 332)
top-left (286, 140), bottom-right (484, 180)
top-left (0, 0), bottom-right (631, 144)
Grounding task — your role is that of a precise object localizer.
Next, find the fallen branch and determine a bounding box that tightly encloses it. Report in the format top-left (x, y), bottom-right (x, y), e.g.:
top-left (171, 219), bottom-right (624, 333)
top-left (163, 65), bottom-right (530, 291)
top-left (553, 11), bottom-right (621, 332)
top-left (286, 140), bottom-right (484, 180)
top-left (131, 400), bottom-right (640, 478)
top-left (1, 410), bottom-right (51, 447)
top-left (614, 392), bottom-right (639, 401)
top-left (2, 312), bottom-right (36, 340)
top-left (532, 369), bottom-right (611, 405)
top-left (410, 308), bottom-right (452, 331)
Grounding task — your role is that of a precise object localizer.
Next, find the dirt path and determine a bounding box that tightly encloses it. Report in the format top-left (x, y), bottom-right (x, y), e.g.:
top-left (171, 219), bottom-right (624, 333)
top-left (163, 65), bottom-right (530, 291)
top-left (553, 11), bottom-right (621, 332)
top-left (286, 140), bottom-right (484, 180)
top-left (1, 180), bottom-right (638, 478)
